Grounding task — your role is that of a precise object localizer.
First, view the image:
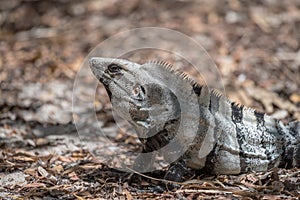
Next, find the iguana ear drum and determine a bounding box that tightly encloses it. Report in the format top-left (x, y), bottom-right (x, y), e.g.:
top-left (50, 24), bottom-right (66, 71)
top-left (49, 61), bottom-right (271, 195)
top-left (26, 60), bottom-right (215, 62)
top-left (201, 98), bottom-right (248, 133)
top-left (129, 83), bottom-right (181, 124)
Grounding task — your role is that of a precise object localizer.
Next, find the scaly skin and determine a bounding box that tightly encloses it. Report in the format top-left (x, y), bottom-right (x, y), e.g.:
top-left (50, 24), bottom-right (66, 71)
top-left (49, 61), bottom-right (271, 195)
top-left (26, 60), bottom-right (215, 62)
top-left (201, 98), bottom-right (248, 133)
top-left (89, 57), bottom-right (300, 180)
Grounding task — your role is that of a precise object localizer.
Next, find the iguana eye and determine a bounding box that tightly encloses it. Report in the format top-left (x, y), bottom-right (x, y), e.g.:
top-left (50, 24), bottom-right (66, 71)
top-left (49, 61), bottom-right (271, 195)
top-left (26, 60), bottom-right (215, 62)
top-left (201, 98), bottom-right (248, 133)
top-left (107, 63), bottom-right (121, 73)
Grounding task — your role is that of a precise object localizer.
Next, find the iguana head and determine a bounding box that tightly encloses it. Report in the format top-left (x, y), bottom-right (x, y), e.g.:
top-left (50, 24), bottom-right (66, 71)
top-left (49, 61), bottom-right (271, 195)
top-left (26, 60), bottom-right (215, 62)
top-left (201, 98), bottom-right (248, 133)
top-left (89, 57), bottom-right (181, 138)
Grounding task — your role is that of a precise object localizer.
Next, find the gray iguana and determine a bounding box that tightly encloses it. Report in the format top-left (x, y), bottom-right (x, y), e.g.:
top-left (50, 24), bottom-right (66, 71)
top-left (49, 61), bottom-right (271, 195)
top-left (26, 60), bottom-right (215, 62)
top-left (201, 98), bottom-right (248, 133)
top-left (89, 57), bottom-right (300, 182)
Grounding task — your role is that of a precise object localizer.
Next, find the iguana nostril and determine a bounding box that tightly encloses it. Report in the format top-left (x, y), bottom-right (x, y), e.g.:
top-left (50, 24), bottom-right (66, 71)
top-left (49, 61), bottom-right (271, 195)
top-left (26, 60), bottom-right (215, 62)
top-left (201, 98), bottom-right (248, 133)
top-left (89, 58), bottom-right (95, 66)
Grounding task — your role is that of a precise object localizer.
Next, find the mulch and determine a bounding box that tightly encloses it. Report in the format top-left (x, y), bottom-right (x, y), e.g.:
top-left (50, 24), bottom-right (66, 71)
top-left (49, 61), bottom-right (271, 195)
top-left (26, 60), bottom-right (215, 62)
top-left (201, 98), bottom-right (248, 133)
top-left (1, 0), bottom-right (299, 199)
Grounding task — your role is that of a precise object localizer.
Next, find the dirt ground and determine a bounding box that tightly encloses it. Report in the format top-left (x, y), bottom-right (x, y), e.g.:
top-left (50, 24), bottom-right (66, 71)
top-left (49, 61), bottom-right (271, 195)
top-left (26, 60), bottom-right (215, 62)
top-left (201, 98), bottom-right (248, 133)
top-left (0, 0), bottom-right (300, 199)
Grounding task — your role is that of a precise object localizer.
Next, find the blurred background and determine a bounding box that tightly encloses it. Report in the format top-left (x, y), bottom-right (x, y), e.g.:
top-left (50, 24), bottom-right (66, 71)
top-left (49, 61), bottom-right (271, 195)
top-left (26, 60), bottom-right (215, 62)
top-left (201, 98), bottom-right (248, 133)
top-left (1, 0), bottom-right (299, 121)
top-left (0, 0), bottom-right (300, 198)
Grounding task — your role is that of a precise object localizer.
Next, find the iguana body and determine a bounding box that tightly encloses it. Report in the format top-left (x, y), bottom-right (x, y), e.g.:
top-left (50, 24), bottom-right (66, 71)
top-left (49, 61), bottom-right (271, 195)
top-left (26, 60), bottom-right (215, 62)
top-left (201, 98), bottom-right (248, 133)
top-left (89, 57), bottom-right (300, 178)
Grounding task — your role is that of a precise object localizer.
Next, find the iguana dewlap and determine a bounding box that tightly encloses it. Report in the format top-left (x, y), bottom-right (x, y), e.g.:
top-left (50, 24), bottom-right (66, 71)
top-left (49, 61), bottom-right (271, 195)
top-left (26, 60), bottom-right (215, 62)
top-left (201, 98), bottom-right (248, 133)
top-left (89, 57), bottom-right (300, 177)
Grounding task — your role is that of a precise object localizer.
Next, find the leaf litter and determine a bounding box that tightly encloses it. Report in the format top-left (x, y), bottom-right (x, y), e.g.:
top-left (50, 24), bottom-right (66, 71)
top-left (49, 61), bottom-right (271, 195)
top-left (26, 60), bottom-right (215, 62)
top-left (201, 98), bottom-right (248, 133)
top-left (0, 0), bottom-right (300, 199)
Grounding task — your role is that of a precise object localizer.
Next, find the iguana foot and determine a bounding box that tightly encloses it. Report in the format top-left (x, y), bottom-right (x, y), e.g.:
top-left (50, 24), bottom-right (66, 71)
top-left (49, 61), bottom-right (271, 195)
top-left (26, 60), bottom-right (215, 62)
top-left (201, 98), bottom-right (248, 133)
top-left (164, 159), bottom-right (188, 190)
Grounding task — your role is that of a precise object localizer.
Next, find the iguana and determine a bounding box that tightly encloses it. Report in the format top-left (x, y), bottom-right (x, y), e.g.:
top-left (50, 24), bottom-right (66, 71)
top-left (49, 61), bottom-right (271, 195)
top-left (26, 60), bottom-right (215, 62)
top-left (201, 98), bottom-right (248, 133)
top-left (89, 57), bottom-right (300, 182)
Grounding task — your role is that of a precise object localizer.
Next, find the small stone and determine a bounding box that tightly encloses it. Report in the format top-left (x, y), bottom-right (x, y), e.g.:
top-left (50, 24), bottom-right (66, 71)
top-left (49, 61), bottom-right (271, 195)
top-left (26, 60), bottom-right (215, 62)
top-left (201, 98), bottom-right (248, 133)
top-left (0, 172), bottom-right (27, 187)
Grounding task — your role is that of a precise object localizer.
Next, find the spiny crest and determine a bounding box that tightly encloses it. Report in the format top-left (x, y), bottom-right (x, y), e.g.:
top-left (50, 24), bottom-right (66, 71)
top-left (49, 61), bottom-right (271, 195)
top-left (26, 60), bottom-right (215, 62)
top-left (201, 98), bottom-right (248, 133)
top-left (148, 60), bottom-right (175, 72)
top-left (148, 60), bottom-right (206, 89)
top-left (231, 102), bottom-right (243, 108)
top-left (209, 87), bottom-right (261, 117)
top-left (148, 60), bottom-right (264, 118)
top-left (231, 101), bottom-right (258, 114)
top-left (243, 106), bottom-right (257, 113)
top-left (211, 89), bottom-right (224, 99)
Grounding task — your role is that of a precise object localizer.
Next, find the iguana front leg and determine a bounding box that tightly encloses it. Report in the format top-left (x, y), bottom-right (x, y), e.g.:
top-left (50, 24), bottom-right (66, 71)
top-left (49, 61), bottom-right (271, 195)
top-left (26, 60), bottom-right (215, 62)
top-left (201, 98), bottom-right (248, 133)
top-left (164, 159), bottom-right (188, 190)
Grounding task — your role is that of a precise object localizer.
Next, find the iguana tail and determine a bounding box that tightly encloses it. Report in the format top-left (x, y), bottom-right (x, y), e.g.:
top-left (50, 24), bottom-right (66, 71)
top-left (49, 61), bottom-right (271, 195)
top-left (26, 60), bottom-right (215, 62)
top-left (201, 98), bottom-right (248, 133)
top-left (282, 121), bottom-right (300, 168)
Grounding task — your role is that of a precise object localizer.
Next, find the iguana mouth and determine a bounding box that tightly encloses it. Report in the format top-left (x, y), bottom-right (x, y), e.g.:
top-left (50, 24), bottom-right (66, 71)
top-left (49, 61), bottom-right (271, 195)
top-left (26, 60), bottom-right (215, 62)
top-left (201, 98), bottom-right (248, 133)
top-left (98, 75), bottom-right (110, 89)
top-left (91, 66), bottom-right (133, 100)
top-left (102, 76), bottom-right (141, 104)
